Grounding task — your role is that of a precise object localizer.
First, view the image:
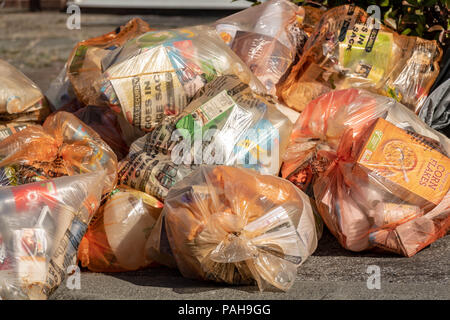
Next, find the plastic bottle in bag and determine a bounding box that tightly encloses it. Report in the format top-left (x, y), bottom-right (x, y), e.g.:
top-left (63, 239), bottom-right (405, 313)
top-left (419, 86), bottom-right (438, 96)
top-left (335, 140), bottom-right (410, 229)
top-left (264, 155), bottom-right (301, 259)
top-left (147, 165), bottom-right (319, 291)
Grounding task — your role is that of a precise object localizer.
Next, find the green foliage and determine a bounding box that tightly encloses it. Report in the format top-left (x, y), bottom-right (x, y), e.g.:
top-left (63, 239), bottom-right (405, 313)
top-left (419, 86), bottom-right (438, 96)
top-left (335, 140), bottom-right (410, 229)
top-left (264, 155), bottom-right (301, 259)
top-left (239, 0), bottom-right (449, 49)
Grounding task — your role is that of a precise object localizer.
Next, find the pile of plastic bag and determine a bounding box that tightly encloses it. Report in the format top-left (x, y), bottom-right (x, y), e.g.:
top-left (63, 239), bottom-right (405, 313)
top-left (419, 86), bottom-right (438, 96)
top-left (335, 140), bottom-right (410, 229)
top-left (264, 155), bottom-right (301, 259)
top-left (0, 0), bottom-right (449, 299)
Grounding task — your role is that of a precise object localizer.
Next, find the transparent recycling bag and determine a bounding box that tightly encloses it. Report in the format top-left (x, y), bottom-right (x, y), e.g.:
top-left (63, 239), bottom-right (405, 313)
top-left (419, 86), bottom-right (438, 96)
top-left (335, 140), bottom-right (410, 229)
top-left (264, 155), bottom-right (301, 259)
top-left (0, 59), bottom-right (49, 124)
top-left (118, 75), bottom-right (292, 200)
top-left (147, 165), bottom-right (318, 291)
top-left (0, 111), bottom-right (117, 194)
top-left (67, 18), bottom-right (151, 107)
top-left (281, 88), bottom-right (450, 256)
top-left (100, 25), bottom-right (266, 132)
top-left (276, 5), bottom-right (442, 113)
top-left (78, 186), bottom-right (163, 272)
top-left (0, 171), bottom-right (105, 300)
top-left (214, 0), bottom-right (322, 96)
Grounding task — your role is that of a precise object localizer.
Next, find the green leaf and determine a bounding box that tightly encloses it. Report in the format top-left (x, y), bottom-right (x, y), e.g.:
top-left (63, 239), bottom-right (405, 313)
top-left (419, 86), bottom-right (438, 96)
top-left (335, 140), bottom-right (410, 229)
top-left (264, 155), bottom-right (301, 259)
top-left (415, 24), bottom-right (425, 36)
top-left (406, 0), bottom-right (419, 5)
top-left (401, 28), bottom-right (412, 35)
top-left (380, 0), bottom-right (390, 6)
top-left (423, 0), bottom-right (438, 6)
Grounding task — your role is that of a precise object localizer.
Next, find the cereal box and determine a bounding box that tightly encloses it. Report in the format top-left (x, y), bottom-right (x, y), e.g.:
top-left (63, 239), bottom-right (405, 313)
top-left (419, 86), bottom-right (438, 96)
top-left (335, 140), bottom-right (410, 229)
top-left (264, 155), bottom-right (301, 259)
top-left (354, 118), bottom-right (450, 209)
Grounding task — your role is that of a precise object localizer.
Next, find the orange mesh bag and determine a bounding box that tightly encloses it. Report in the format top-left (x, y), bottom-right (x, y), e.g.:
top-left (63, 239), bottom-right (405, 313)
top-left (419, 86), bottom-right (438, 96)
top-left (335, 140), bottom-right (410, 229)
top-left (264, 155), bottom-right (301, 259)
top-left (78, 186), bottom-right (163, 272)
top-left (67, 18), bottom-right (151, 107)
top-left (282, 88), bottom-right (450, 256)
top-left (147, 165), bottom-right (319, 291)
top-left (276, 5), bottom-right (442, 113)
top-left (0, 111), bottom-right (117, 194)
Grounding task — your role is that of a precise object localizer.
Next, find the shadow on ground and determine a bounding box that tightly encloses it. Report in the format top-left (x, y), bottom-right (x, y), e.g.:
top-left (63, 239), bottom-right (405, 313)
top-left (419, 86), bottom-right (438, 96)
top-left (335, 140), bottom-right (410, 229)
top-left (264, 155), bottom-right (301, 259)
top-left (97, 267), bottom-right (269, 295)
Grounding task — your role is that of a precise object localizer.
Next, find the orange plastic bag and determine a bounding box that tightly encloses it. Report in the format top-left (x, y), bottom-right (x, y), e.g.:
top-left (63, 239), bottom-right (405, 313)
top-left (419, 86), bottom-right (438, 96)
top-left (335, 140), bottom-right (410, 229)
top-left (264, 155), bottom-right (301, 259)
top-left (0, 111), bottom-right (117, 194)
top-left (282, 88), bottom-right (450, 256)
top-left (78, 187), bottom-right (163, 272)
top-left (148, 165), bottom-right (319, 291)
top-left (276, 5), bottom-right (442, 113)
top-left (67, 18), bottom-right (151, 107)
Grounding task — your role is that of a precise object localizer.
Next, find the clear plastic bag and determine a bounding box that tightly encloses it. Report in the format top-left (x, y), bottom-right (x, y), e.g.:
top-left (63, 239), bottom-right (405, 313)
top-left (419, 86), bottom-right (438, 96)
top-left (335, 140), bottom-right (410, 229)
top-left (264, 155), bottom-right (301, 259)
top-left (281, 88), bottom-right (450, 256)
top-left (0, 111), bottom-right (118, 194)
top-left (276, 5), bottom-right (442, 114)
top-left (78, 186), bottom-right (163, 272)
top-left (118, 75), bottom-right (292, 200)
top-left (214, 0), bottom-right (320, 96)
top-left (66, 18), bottom-right (151, 107)
top-left (0, 171), bottom-right (105, 300)
top-left (0, 122), bottom-right (30, 142)
top-left (147, 165), bottom-right (318, 291)
top-left (0, 59), bottom-right (49, 124)
top-left (100, 25), bottom-right (266, 132)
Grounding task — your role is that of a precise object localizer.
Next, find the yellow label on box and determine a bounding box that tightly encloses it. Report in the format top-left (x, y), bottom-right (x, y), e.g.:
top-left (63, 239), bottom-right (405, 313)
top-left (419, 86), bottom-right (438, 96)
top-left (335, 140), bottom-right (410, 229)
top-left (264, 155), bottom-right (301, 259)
top-left (356, 118), bottom-right (450, 207)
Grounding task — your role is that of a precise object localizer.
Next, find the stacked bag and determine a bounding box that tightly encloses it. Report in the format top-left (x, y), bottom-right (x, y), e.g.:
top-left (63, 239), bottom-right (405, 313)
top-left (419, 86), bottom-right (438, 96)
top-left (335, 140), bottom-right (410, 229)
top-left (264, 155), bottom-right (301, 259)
top-left (0, 0), bottom-right (448, 299)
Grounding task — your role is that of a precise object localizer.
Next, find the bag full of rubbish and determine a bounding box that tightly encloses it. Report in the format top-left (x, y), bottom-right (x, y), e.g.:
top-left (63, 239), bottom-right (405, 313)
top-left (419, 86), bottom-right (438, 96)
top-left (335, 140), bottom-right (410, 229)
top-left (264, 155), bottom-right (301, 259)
top-left (0, 59), bottom-right (50, 125)
top-left (214, 0), bottom-right (323, 96)
top-left (281, 88), bottom-right (450, 256)
top-left (0, 111), bottom-right (117, 194)
top-left (100, 25), bottom-right (266, 132)
top-left (0, 171), bottom-right (106, 300)
top-left (147, 165), bottom-right (319, 291)
top-left (78, 186), bottom-right (163, 272)
top-left (118, 74), bottom-right (292, 200)
top-left (66, 18), bottom-right (151, 107)
top-left (276, 5), bottom-right (442, 113)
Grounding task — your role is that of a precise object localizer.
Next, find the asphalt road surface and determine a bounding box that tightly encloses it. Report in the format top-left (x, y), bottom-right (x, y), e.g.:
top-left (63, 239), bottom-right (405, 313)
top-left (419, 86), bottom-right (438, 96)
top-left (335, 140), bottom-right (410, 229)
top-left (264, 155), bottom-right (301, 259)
top-left (0, 9), bottom-right (449, 300)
